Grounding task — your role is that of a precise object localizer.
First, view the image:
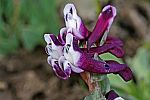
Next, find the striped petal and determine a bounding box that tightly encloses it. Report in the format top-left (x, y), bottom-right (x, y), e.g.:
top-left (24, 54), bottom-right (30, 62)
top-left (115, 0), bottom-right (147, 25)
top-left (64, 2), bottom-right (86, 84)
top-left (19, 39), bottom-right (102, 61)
top-left (106, 36), bottom-right (123, 47)
top-left (109, 46), bottom-right (124, 58)
top-left (88, 5), bottom-right (116, 49)
top-left (63, 3), bottom-right (89, 39)
top-left (59, 56), bottom-right (84, 73)
top-left (44, 34), bottom-right (63, 59)
top-left (64, 33), bottom-right (81, 65)
top-left (78, 57), bottom-right (127, 74)
top-left (51, 59), bottom-right (71, 80)
top-left (81, 43), bottom-right (124, 58)
top-left (64, 34), bottom-right (132, 81)
top-left (58, 27), bottom-right (67, 45)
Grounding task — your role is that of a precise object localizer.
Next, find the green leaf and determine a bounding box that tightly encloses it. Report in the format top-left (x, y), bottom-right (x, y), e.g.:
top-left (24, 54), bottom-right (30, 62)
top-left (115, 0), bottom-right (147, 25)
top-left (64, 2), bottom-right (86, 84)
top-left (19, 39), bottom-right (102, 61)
top-left (0, 0), bottom-right (13, 23)
top-left (99, 53), bottom-right (123, 64)
top-left (20, 0), bottom-right (59, 34)
top-left (21, 25), bottom-right (45, 51)
top-left (127, 47), bottom-right (150, 81)
top-left (99, 75), bottom-right (110, 94)
top-left (91, 74), bottom-right (110, 94)
top-left (0, 0), bottom-right (60, 55)
top-left (109, 47), bottom-right (150, 100)
top-left (0, 34), bottom-right (19, 55)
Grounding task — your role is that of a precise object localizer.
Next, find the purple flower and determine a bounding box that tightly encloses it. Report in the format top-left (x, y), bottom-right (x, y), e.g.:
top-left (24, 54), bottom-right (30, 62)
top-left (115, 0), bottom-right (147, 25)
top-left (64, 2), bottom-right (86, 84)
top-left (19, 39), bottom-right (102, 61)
top-left (44, 3), bottom-right (132, 81)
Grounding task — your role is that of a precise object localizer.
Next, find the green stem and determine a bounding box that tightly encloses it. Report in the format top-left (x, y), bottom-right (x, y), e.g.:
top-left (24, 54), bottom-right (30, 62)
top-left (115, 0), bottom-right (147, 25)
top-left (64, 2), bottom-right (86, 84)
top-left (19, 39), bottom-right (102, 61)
top-left (84, 54), bottom-right (110, 100)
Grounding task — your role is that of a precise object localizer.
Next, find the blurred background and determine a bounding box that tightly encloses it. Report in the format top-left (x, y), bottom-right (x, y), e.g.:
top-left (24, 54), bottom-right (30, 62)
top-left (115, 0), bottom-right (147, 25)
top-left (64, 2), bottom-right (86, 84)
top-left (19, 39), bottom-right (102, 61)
top-left (0, 0), bottom-right (150, 100)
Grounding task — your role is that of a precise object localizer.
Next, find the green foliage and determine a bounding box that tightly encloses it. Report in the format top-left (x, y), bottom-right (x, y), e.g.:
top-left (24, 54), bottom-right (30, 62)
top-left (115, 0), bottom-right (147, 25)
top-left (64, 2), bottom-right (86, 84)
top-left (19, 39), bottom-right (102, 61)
top-left (0, 0), bottom-right (59, 55)
top-left (98, 48), bottom-right (150, 100)
top-left (84, 89), bottom-right (106, 100)
top-left (108, 47), bottom-right (150, 100)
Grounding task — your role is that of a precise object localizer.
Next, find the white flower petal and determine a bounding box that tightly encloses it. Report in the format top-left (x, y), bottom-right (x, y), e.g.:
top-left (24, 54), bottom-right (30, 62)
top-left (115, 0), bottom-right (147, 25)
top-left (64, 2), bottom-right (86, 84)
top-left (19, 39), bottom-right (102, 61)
top-left (114, 97), bottom-right (124, 100)
top-left (64, 33), bottom-right (81, 65)
top-left (63, 3), bottom-right (77, 19)
top-left (47, 56), bottom-right (52, 65)
top-left (44, 34), bottom-right (51, 44)
top-left (69, 63), bottom-right (84, 73)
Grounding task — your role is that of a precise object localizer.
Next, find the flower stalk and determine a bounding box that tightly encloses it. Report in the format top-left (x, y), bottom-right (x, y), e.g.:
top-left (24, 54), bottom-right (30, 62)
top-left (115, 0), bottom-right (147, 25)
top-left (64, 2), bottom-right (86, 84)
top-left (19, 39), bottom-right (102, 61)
top-left (83, 54), bottom-right (110, 100)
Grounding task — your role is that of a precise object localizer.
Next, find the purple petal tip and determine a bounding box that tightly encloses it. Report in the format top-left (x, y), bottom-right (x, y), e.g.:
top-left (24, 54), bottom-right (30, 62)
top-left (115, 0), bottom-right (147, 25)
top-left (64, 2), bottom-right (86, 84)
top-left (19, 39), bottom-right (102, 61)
top-left (105, 90), bottom-right (119, 100)
top-left (88, 5), bottom-right (117, 49)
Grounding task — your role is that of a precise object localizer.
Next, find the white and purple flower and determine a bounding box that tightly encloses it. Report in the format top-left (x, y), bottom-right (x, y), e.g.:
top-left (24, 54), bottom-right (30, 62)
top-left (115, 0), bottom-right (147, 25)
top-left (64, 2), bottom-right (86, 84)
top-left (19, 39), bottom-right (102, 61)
top-left (44, 4), bottom-right (132, 81)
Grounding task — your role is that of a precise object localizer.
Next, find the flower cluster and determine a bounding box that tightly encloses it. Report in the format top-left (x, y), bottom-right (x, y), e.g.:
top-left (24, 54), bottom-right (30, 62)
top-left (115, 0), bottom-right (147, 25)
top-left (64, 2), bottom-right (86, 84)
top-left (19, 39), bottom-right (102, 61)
top-left (44, 3), bottom-right (132, 99)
